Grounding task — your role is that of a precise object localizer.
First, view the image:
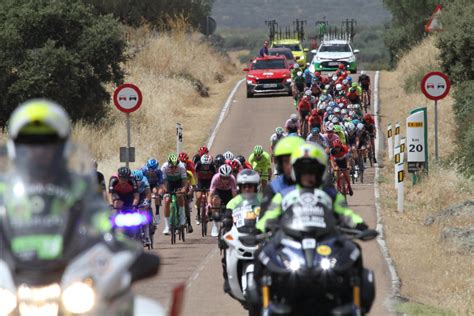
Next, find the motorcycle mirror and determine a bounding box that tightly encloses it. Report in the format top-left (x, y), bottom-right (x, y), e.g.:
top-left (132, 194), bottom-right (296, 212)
top-left (129, 251), bottom-right (160, 283)
top-left (358, 229), bottom-right (379, 241)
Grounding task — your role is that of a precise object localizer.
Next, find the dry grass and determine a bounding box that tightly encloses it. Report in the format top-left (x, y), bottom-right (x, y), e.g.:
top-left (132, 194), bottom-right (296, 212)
top-left (72, 27), bottom-right (240, 178)
top-left (379, 36), bottom-right (474, 314)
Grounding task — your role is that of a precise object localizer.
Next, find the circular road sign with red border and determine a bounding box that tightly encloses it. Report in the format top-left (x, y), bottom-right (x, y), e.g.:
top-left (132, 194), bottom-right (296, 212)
top-left (113, 83), bottom-right (143, 113)
top-left (420, 71), bottom-right (451, 101)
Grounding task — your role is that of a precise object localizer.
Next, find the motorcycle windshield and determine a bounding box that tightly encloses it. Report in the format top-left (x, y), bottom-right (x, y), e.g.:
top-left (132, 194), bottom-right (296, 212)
top-left (280, 189), bottom-right (337, 238)
top-left (0, 142), bottom-right (97, 264)
top-left (232, 193), bottom-right (260, 234)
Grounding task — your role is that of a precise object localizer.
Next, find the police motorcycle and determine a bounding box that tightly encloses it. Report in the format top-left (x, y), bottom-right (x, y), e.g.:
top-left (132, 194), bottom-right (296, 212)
top-left (0, 144), bottom-right (165, 316)
top-left (221, 193), bottom-right (261, 316)
top-left (112, 201), bottom-right (154, 250)
top-left (250, 189), bottom-right (377, 316)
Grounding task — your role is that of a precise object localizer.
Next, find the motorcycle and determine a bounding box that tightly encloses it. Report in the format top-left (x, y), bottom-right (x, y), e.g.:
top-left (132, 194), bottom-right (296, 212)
top-left (252, 188), bottom-right (377, 316)
top-left (0, 144), bottom-right (165, 316)
top-left (221, 194), bottom-right (261, 316)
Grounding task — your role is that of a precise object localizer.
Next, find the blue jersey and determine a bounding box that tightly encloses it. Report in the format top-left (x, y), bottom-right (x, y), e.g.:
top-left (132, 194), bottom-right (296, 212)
top-left (136, 177), bottom-right (150, 202)
top-left (141, 167), bottom-right (163, 187)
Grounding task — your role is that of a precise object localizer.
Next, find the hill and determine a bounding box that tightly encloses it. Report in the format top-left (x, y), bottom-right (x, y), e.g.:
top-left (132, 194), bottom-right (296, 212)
top-left (212, 0), bottom-right (391, 29)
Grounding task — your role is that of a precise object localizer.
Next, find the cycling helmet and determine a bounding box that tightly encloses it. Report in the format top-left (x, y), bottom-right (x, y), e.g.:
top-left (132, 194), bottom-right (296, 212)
top-left (364, 113), bottom-right (372, 122)
top-left (326, 123), bottom-right (335, 132)
top-left (290, 113), bottom-right (298, 122)
top-left (348, 110), bottom-right (356, 117)
top-left (328, 101), bottom-right (336, 108)
top-left (118, 166), bottom-right (131, 178)
top-left (168, 153), bottom-right (179, 166)
top-left (311, 108), bottom-right (318, 117)
top-left (333, 125), bottom-right (343, 133)
top-left (291, 143), bottom-right (328, 188)
top-left (336, 83), bottom-right (342, 91)
top-left (347, 76), bottom-right (353, 82)
top-left (275, 127), bottom-right (284, 136)
top-left (178, 152), bottom-right (189, 162)
top-left (327, 72), bottom-right (333, 78)
top-left (333, 107), bottom-right (341, 114)
top-left (253, 145), bottom-right (264, 156)
top-left (342, 79), bottom-right (348, 85)
top-left (357, 123), bottom-right (364, 130)
top-left (214, 154), bottom-right (226, 167)
top-left (229, 159), bottom-right (242, 173)
top-left (338, 102), bottom-right (345, 108)
top-left (311, 127), bottom-right (320, 134)
top-left (338, 63), bottom-right (345, 69)
top-left (147, 158), bottom-right (159, 170)
top-left (235, 155), bottom-right (246, 166)
top-left (223, 151), bottom-right (234, 161)
top-left (304, 89), bottom-right (312, 96)
top-left (294, 64), bottom-right (300, 69)
top-left (314, 72), bottom-right (321, 77)
top-left (319, 95), bottom-right (327, 102)
top-left (200, 154), bottom-right (213, 165)
top-left (332, 76), bottom-right (338, 82)
top-left (352, 82), bottom-right (358, 87)
top-left (198, 146), bottom-right (209, 156)
top-left (346, 122), bottom-right (356, 132)
top-left (132, 169), bottom-right (144, 182)
top-left (353, 103), bottom-right (361, 110)
top-left (325, 84), bottom-right (331, 90)
top-left (331, 117), bottom-right (340, 124)
top-left (319, 103), bottom-right (327, 111)
top-left (219, 164), bottom-right (232, 177)
top-left (297, 71), bottom-right (303, 77)
top-left (341, 109), bottom-right (348, 115)
top-left (347, 104), bottom-right (354, 110)
top-left (352, 119), bottom-right (361, 126)
top-left (236, 169), bottom-right (260, 191)
top-left (327, 114), bottom-right (335, 122)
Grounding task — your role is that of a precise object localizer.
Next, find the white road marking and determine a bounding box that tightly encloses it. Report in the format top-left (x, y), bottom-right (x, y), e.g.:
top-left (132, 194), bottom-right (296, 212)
top-left (206, 79), bottom-right (245, 149)
top-left (373, 70), bottom-right (401, 311)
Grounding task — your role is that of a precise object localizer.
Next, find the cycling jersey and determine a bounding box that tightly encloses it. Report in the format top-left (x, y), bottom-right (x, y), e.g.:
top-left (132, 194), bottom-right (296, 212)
top-left (285, 119), bottom-right (299, 133)
top-left (141, 167), bottom-right (163, 188)
top-left (161, 162), bottom-right (187, 192)
top-left (306, 132), bottom-right (327, 147)
top-left (346, 131), bottom-right (358, 146)
top-left (248, 152), bottom-right (272, 177)
top-left (210, 173), bottom-right (237, 206)
top-left (195, 162), bottom-right (216, 188)
top-left (324, 132), bottom-right (340, 147)
top-left (298, 97), bottom-right (312, 112)
top-left (330, 145), bottom-right (350, 169)
top-left (358, 74), bottom-right (370, 89)
top-left (192, 153), bottom-right (201, 165)
top-left (182, 159), bottom-right (196, 175)
top-left (108, 175), bottom-right (138, 207)
top-left (307, 114), bottom-right (322, 129)
top-left (270, 133), bottom-right (285, 151)
top-left (136, 178), bottom-right (150, 203)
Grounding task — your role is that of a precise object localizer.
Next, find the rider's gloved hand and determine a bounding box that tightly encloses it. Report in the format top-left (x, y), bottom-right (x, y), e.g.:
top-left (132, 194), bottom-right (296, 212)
top-left (355, 222), bottom-right (368, 231)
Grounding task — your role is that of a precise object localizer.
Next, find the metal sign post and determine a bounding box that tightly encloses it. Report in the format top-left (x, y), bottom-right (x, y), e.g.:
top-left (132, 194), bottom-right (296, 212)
top-left (420, 71), bottom-right (451, 161)
top-left (176, 123), bottom-right (183, 154)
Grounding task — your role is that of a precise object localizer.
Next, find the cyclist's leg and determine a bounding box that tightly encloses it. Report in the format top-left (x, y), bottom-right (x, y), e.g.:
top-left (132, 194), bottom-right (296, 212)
top-left (176, 191), bottom-right (186, 227)
top-left (163, 194), bottom-right (171, 234)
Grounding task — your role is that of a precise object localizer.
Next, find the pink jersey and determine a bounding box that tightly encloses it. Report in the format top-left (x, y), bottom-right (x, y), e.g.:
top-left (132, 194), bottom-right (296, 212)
top-left (210, 173), bottom-right (237, 195)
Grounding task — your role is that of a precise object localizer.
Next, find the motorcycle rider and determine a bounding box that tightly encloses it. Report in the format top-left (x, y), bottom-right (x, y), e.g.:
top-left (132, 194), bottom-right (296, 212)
top-left (2, 99), bottom-right (112, 234)
top-left (221, 169), bottom-right (261, 294)
top-left (257, 142), bottom-right (368, 233)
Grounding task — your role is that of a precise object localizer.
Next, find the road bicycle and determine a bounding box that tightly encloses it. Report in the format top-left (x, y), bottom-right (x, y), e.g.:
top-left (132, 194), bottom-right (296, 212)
top-left (362, 89), bottom-right (370, 113)
top-left (334, 167), bottom-right (351, 199)
top-left (168, 191), bottom-right (186, 244)
top-left (195, 188), bottom-right (210, 237)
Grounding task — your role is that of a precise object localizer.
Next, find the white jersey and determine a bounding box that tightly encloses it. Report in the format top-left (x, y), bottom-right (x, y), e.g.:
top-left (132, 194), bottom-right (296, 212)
top-left (270, 133), bottom-right (285, 149)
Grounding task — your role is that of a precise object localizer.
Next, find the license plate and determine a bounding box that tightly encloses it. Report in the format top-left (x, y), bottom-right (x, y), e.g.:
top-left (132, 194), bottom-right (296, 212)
top-left (263, 83), bottom-right (278, 88)
top-left (302, 238), bottom-right (316, 249)
top-left (328, 62), bottom-right (340, 66)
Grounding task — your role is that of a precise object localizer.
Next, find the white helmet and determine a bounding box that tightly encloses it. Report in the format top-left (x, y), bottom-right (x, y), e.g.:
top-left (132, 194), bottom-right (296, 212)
top-left (357, 123), bottom-right (364, 130)
top-left (353, 103), bottom-right (360, 109)
top-left (347, 104), bottom-right (354, 110)
top-left (290, 113), bottom-right (298, 122)
top-left (219, 164), bottom-right (232, 177)
top-left (319, 103), bottom-right (327, 111)
top-left (331, 117), bottom-right (340, 124)
top-left (348, 110), bottom-right (356, 117)
top-left (338, 102), bottom-right (345, 108)
top-left (297, 71), bottom-right (303, 77)
top-left (326, 123), bottom-right (334, 132)
top-left (345, 122), bottom-right (355, 132)
top-left (341, 109), bottom-right (348, 115)
top-left (236, 169), bottom-right (260, 185)
top-left (223, 151), bottom-right (234, 161)
top-left (333, 107), bottom-right (341, 113)
top-left (325, 84), bottom-right (330, 90)
top-left (332, 76), bottom-right (338, 82)
top-left (342, 79), bottom-right (348, 85)
top-left (336, 83), bottom-right (343, 91)
top-left (294, 63), bottom-right (300, 69)
top-left (304, 89), bottom-right (312, 96)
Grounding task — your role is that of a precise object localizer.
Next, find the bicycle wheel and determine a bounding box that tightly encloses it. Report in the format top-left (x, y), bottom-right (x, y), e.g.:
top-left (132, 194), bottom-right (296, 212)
top-left (358, 155), bottom-right (365, 184)
top-left (201, 200), bottom-right (207, 237)
top-left (368, 147), bottom-right (374, 167)
top-left (181, 226), bottom-right (186, 243)
top-left (170, 224), bottom-right (176, 244)
top-left (170, 203), bottom-right (177, 244)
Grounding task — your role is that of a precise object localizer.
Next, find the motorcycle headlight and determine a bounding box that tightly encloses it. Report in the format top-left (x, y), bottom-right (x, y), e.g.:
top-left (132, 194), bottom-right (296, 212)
top-left (0, 288), bottom-right (17, 315)
top-left (62, 281), bottom-right (95, 314)
top-left (280, 253), bottom-right (301, 272)
top-left (320, 258), bottom-right (331, 270)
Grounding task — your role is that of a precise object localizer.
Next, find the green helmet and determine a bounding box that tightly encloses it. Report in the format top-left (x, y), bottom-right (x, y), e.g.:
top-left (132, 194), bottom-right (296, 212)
top-left (351, 82), bottom-right (358, 87)
top-left (168, 153), bottom-right (179, 166)
top-left (273, 136), bottom-right (305, 157)
top-left (253, 145), bottom-right (263, 156)
top-left (290, 143), bottom-right (328, 188)
top-left (333, 124), bottom-right (343, 133)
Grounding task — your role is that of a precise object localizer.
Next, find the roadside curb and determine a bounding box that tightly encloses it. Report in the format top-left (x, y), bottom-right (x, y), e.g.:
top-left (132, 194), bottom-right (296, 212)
top-left (373, 70), bottom-right (401, 312)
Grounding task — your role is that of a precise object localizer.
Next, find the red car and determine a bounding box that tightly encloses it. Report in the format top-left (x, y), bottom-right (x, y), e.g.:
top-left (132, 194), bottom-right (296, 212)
top-left (243, 56), bottom-right (293, 98)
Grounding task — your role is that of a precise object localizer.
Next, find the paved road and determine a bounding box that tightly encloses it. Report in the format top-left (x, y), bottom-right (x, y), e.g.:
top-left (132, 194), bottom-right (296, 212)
top-left (135, 72), bottom-right (393, 315)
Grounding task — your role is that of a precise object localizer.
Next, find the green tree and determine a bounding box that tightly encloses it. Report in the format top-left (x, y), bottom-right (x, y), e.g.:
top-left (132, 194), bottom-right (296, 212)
top-left (0, 0), bottom-right (126, 126)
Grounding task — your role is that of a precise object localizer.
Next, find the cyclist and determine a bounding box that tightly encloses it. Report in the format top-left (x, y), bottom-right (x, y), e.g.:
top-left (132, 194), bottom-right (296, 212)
top-left (256, 142), bottom-right (367, 232)
top-left (293, 71), bottom-right (305, 98)
top-left (307, 108), bottom-right (322, 130)
top-left (358, 73), bottom-right (371, 106)
top-left (236, 155), bottom-right (253, 170)
top-left (228, 159), bottom-right (242, 178)
top-left (108, 167), bottom-right (140, 210)
top-left (306, 127), bottom-right (326, 147)
top-left (298, 90), bottom-right (312, 131)
top-left (209, 164), bottom-right (238, 236)
top-left (260, 136), bottom-right (305, 214)
top-left (347, 85), bottom-right (361, 105)
top-left (132, 169), bottom-right (152, 247)
top-left (248, 145), bottom-right (272, 190)
top-left (330, 139), bottom-right (353, 196)
top-left (141, 158), bottom-right (164, 224)
top-left (179, 152), bottom-right (196, 177)
top-left (223, 151), bottom-right (234, 162)
top-left (185, 169), bottom-right (196, 233)
top-left (363, 113), bottom-right (377, 163)
top-left (291, 63), bottom-right (300, 80)
top-left (161, 153), bottom-right (188, 235)
top-left (194, 154), bottom-right (216, 225)
top-left (323, 123), bottom-right (340, 153)
top-left (94, 160), bottom-right (107, 201)
top-left (214, 154), bottom-right (226, 169)
top-left (193, 146), bottom-right (209, 165)
top-left (345, 122), bottom-right (360, 162)
top-left (270, 127), bottom-right (286, 154)
top-left (303, 68), bottom-right (314, 88)
top-left (285, 113), bottom-right (299, 134)
top-left (333, 124), bottom-right (348, 145)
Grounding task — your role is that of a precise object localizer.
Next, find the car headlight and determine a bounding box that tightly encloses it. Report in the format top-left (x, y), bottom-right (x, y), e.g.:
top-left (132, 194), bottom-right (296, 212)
top-left (0, 288), bottom-right (17, 315)
top-left (247, 74), bottom-right (255, 78)
top-left (247, 80), bottom-right (254, 85)
top-left (62, 281), bottom-right (95, 314)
